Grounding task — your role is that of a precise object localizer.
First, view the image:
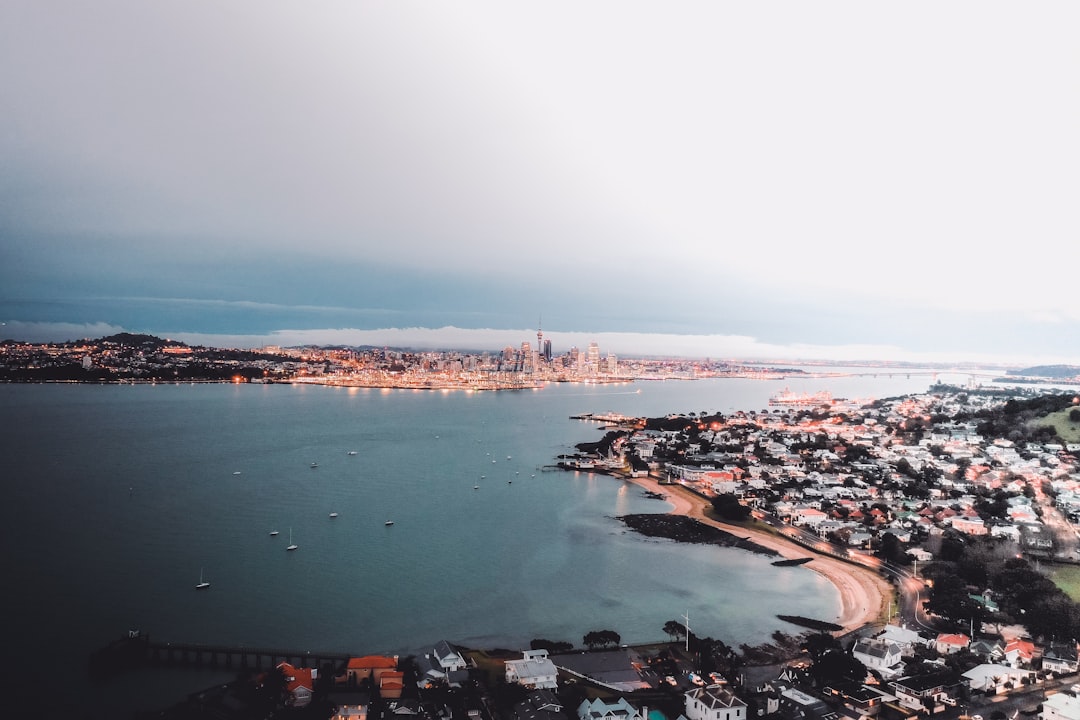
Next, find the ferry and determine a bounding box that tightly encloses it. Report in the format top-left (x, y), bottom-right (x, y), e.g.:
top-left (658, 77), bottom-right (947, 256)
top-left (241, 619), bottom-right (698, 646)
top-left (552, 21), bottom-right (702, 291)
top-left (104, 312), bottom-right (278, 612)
top-left (768, 388), bottom-right (833, 406)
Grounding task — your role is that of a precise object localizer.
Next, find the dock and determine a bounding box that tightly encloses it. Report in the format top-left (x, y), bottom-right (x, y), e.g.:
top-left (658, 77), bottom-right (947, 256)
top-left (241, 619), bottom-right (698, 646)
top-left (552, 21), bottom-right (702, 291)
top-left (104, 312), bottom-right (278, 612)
top-left (88, 633), bottom-right (352, 679)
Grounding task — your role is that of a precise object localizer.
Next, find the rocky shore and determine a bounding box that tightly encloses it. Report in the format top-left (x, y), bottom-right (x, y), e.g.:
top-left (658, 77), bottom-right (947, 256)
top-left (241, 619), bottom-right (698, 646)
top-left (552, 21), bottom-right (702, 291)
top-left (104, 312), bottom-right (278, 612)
top-left (618, 514), bottom-right (778, 556)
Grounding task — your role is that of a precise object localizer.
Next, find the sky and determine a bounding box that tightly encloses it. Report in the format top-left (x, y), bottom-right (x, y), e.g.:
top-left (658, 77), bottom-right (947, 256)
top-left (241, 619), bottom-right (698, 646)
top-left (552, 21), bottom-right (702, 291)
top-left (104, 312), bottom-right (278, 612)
top-left (1, 2), bottom-right (1077, 366)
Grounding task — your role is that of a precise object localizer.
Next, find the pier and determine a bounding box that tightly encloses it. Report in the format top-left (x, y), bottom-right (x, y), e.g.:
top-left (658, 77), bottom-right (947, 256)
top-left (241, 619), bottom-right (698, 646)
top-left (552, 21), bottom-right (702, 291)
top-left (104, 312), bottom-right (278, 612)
top-left (88, 633), bottom-right (352, 678)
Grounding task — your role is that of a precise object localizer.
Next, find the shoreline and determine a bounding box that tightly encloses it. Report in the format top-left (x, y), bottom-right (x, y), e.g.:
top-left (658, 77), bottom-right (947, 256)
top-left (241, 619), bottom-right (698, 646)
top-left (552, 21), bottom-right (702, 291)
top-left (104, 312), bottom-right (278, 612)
top-left (622, 473), bottom-right (893, 636)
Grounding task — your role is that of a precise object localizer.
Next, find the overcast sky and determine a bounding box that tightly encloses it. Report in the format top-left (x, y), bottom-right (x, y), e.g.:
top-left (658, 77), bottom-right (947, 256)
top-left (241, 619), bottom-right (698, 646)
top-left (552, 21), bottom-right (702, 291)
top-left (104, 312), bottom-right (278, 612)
top-left (2, 2), bottom-right (1077, 365)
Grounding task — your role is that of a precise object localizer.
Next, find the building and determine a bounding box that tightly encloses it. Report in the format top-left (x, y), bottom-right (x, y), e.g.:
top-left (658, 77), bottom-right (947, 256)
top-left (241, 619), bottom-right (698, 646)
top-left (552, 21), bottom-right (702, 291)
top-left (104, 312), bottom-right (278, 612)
top-left (1042, 691), bottom-right (1080, 720)
top-left (578, 697), bottom-right (641, 720)
top-left (684, 684), bottom-right (748, 720)
top-left (505, 649), bottom-right (559, 689)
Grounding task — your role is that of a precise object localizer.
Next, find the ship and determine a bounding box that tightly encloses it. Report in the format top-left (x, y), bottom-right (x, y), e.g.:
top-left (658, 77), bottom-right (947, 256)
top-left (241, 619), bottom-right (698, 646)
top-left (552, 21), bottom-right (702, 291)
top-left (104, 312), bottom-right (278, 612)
top-left (768, 388), bottom-right (833, 406)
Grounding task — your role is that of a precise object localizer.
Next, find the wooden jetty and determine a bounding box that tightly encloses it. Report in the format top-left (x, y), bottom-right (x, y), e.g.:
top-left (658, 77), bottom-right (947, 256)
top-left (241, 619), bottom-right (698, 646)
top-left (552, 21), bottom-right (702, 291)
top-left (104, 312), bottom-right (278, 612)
top-left (88, 633), bottom-right (351, 679)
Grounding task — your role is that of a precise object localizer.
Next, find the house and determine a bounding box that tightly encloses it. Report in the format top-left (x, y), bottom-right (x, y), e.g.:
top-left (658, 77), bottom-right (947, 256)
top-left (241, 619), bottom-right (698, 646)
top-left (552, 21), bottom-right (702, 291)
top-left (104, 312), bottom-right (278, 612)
top-left (851, 638), bottom-right (903, 677)
top-left (277, 662), bottom-right (317, 708)
top-left (969, 639), bottom-right (1005, 664)
top-left (934, 633), bottom-right (969, 655)
top-left (961, 663), bottom-right (1034, 694)
top-left (578, 697), bottom-right (642, 720)
top-left (338, 655), bottom-right (398, 686)
top-left (889, 672), bottom-right (957, 714)
top-left (877, 626), bottom-right (927, 656)
top-left (329, 690), bottom-right (370, 720)
top-left (821, 682), bottom-right (898, 717)
top-left (1042, 690), bottom-right (1080, 720)
top-left (415, 641), bottom-right (469, 688)
top-left (513, 690), bottom-right (565, 720)
top-left (380, 670), bottom-right (405, 699)
top-left (1004, 638), bottom-right (1036, 667)
top-left (1042, 643), bottom-right (1079, 674)
top-left (684, 684), bottom-right (748, 720)
top-left (776, 686), bottom-right (838, 720)
top-left (505, 649), bottom-right (559, 689)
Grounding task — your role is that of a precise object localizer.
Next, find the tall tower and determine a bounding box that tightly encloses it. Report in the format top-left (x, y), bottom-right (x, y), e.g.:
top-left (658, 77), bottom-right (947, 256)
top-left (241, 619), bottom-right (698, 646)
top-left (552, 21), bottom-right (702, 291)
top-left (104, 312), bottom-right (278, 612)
top-left (536, 319), bottom-right (543, 363)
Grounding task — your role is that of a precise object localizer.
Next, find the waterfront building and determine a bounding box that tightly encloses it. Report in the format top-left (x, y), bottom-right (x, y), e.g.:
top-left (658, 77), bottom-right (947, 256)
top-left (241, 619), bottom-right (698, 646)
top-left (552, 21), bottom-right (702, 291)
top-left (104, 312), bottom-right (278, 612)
top-left (505, 649), bottom-right (558, 689)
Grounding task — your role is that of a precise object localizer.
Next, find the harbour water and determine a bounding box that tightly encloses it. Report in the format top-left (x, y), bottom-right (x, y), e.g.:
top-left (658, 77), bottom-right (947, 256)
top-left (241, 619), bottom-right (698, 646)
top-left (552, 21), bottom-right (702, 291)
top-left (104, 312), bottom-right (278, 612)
top-left (1, 369), bottom-right (966, 716)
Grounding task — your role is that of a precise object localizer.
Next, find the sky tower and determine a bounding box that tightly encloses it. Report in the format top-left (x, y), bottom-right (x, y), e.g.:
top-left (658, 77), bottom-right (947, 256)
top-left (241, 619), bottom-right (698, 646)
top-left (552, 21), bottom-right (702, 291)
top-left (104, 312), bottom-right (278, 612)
top-left (537, 319), bottom-right (543, 362)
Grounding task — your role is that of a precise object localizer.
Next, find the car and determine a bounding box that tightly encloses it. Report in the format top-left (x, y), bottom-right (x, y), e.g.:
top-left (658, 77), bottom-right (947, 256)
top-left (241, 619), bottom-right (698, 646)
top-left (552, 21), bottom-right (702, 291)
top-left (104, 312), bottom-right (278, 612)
top-left (665, 676), bottom-right (677, 686)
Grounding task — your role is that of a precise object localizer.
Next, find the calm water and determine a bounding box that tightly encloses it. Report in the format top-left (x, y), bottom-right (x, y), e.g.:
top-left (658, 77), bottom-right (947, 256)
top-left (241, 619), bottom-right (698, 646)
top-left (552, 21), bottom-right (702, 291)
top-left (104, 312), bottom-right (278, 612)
top-left (0, 370), bottom-right (957, 716)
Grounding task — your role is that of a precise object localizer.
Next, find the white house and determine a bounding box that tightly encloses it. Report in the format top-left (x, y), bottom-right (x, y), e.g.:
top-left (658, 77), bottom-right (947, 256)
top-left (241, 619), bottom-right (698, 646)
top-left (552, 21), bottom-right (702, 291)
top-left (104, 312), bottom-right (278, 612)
top-left (852, 637), bottom-right (903, 676)
top-left (961, 664), bottom-right (1034, 694)
top-left (505, 650), bottom-right (559, 689)
top-left (683, 685), bottom-right (747, 720)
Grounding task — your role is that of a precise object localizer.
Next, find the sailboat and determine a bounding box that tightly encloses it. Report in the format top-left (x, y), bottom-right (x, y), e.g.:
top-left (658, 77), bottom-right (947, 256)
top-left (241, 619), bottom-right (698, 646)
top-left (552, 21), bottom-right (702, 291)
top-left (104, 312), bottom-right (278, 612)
top-left (286, 527), bottom-right (298, 551)
top-left (195, 568), bottom-right (210, 590)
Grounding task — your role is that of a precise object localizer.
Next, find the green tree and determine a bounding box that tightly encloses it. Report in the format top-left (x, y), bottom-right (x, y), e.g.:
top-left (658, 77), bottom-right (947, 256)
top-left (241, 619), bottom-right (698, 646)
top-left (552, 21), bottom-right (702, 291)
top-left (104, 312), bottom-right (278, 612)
top-left (711, 493), bottom-right (751, 522)
top-left (663, 620), bottom-right (687, 643)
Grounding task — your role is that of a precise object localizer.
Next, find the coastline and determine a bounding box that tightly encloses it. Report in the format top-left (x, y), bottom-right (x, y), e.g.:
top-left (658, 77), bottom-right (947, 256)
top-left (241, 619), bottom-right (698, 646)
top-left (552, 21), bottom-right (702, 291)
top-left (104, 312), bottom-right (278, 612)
top-left (622, 473), bottom-right (892, 636)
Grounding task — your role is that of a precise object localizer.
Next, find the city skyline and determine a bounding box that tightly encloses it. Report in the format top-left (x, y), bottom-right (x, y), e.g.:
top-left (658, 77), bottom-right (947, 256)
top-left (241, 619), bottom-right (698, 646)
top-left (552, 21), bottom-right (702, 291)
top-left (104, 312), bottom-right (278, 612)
top-left (2, 2), bottom-right (1077, 366)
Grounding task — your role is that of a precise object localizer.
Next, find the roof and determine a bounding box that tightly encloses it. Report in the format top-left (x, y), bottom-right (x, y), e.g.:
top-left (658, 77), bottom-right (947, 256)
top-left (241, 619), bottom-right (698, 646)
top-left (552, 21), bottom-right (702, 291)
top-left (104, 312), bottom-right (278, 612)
top-left (686, 685), bottom-right (747, 710)
top-left (348, 655), bottom-right (398, 670)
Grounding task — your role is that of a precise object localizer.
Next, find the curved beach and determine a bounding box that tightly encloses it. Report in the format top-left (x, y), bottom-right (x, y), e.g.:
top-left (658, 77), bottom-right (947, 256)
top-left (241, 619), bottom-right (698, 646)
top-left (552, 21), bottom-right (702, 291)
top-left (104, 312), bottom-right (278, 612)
top-left (627, 474), bottom-right (892, 636)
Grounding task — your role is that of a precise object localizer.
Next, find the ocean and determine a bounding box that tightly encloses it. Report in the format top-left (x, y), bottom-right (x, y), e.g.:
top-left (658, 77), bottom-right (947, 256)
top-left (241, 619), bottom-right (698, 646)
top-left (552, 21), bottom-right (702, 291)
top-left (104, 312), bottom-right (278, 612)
top-left (0, 369), bottom-right (962, 717)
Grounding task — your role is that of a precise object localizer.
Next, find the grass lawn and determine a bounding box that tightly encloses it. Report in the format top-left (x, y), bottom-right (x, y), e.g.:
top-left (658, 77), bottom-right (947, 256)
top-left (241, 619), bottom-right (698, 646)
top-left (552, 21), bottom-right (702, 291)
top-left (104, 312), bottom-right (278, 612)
top-left (1035, 407), bottom-right (1080, 443)
top-left (1050, 564), bottom-right (1080, 601)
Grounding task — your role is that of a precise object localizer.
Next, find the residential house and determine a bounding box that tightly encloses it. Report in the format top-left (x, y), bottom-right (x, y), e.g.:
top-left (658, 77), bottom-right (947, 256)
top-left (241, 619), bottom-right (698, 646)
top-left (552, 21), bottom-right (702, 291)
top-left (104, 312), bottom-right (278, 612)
top-left (776, 687), bottom-right (838, 720)
top-left (415, 641), bottom-right (470, 688)
top-left (380, 670), bottom-right (405, 699)
top-left (889, 672), bottom-right (957, 714)
top-left (684, 684), bottom-right (748, 720)
top-left (337, 655), bottom-right (398, 686)
top-left (1004, 638), bottom-right (1036, 667)
top-left (514, 690), bottom-right (565, 720)
top-left (329, 691), bottom-right (370, 720)
top-left (851, 638), bottom-right (903, 677)
top-left (1043, 643), bottom-right (1080, 675)
top-left (968, 639), bottom-right (1005, 664)
top-left (277, 662), bottom-right (317, 708)
top-left (878, 626), bottom-right (927, 657)
top-left (578, 697), bottom-right (641, 720)
top-left (505, 649), bottom-right (559, 689)
top-left (821, 682), bottom-right (898, 718)
top-left (934, 633), bottom-right (970, 655)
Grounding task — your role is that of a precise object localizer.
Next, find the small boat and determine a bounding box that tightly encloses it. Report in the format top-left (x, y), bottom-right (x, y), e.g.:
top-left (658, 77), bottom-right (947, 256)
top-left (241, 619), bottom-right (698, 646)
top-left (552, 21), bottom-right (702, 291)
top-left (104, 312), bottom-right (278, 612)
top-left (384, 520), bottom-right (394, 526)
top-left (232, 471), bottom-right (241, 475)
top-left (269, 530), bottom-right (279, 536)
top-left (329, 512), bottom-right (338, 518)
top-left (195, 568), bottom-right (210, 590)
top-left (473, 485), bottom-right (479, 490)
top-left (310, 462), bottom-right (319, 468)
top-left (286, 528), bottom-right (298, 551)
top-left (346, 451), bottom-right (357, 455)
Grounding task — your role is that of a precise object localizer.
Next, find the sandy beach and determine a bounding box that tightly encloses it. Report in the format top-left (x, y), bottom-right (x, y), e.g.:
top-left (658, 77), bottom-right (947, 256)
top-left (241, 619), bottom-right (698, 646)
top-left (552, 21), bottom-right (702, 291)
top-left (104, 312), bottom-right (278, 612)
top-left (626, 474), bottom-right (893, 636)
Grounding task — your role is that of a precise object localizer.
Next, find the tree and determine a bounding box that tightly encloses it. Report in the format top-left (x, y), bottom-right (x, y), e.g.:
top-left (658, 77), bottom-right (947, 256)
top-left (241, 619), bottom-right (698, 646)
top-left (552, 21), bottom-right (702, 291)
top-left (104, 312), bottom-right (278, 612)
top-left (583, 630), bottom-right (621, 649)
top-left (663, 620), bottom-right (687, 643)
top-left (711, 493), bottom-right (751, 522)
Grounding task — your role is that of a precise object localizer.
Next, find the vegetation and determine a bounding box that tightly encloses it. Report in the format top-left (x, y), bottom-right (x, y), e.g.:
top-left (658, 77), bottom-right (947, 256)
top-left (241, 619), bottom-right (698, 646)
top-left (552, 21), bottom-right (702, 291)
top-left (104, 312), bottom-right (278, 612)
top-left (582, 630), bottom-right (622, 649)
top-left (924, 535), bottom-right (1080, 641)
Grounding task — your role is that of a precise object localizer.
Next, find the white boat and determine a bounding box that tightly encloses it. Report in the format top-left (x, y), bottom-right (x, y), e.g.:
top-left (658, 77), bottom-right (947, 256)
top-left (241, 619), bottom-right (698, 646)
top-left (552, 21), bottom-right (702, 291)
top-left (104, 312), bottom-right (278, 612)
top-left (286, 528), bottom-right (298, 551)
top-left (329, 512), bottom-right (338, 518)
top-left (346, 451), bottom-right (357, 455)
top-left (232, 471), bottom-right (241, 475)
top-left (269, 530), bottom-right (279, 536)
top-left (310, 462), bottom-right (319, 468)
top-left (195, 568), bottom-right (210, 590)
top-left (384, 520), bottom-right (394, 526)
